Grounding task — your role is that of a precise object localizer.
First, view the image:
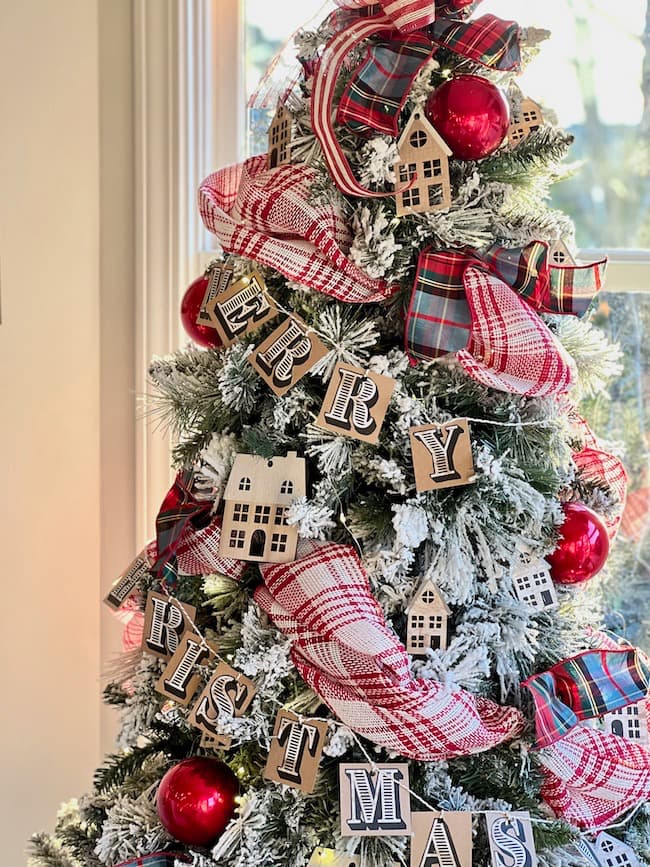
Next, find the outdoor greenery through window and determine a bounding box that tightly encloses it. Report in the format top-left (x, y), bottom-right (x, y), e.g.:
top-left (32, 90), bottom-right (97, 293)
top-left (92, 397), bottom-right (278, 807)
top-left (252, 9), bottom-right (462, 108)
top-left (244, 0), bottom-right (650, 645)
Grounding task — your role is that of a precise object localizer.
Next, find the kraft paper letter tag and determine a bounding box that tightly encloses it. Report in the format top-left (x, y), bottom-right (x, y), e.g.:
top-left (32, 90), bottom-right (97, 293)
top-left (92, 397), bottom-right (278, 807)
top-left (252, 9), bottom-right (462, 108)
top-left (339, 763), bottom-right (411, 837)
top-left (155, 632), bottom-right (211, 706)
top-left (200, 731), bottom-right (233, 751)
top-left (198, 260), bottom-right (235, 326)
top-left (316, 363), bottom-right (395, 445)
top-left (409, 419), bottom-right (474, 492)
top-left (249, 315), bottom-right (329, 396)
top-left (104, 553), bottom-right (150, 610)
top-left (264, 709), bottom-right (328, 794)
top-left (411, 812), bottom-right (472, 867)
top-left (188, 661), bottom-right (257, 737)
top-left (485, 812), bottom-right (537, 867)
top-left (141, 591), bottom-right (198, 660)
top-left (206, 270), bottom-right (279, 346)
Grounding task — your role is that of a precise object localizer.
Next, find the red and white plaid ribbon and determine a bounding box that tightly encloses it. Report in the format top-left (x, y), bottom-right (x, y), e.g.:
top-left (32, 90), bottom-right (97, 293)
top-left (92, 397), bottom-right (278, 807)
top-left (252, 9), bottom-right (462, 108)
top-left (254, 540), bottom-right (524, 760)
top-left (199, 155), bottom-right (396, 304)
top-left (456, 267), bottom-right (577, 397)
top-left (539, 725), bottom-right (650, 829)
top-left (149, 518), bottom-right (245, 582)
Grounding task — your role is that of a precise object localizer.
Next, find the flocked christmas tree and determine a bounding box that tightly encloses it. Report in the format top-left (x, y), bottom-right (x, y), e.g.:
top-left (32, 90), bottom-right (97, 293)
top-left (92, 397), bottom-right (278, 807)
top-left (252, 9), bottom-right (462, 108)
top-left (29, 2), bottom-right (650, 867)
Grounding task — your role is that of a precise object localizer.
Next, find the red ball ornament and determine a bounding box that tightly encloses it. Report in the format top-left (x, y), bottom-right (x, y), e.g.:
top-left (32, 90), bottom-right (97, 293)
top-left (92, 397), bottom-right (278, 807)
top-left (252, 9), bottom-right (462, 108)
top-left (156, 757), bottom-right (239, 847)
top-left (425, 74), bottom-right (510, 160)
top-left (180, 275), bottom-right (223, 348)
top-left (547, 502), bottom-right (610, 585)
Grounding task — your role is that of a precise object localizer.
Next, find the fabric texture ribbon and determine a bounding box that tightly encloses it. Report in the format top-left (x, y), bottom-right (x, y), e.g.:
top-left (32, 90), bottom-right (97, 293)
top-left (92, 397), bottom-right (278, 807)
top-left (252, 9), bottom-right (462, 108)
top-left (313, 2), bottom-right (520, 197)
top-left (523, 649), bottom-right (650, 749)
top-left (115, 854), bottom-right (190, 867)
top-left (254, 539), bottom-right (524, 760)
top-left (199, 155), bottom-right (396, 304)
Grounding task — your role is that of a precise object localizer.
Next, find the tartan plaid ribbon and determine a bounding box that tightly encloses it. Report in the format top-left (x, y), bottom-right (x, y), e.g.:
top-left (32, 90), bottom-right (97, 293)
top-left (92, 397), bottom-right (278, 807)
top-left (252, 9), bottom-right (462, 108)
top-left (523, 649), bottom-right (650, 749)
top-left (255, 539), bottom-right (524, 760)
top-left (335, 0), bottom-right (479, 32)
top-left (314, 3), bottom-right (519, 195)
top-left (152, 470), bottom-right (213, 589)
top-left (199, 155), bottom-right (397, 303)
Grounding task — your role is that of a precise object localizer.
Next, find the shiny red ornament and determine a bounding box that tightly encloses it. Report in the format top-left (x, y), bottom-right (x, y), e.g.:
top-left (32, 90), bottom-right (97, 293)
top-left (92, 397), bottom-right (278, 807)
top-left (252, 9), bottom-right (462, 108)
top-left (547, 502), bottom-right (610, 585)
top-left (180, 275), bottom-right (223, 348)
top-left (156, 757), bottom-right (239, 847)
top-left (425, 74), bottom-right (510, 160)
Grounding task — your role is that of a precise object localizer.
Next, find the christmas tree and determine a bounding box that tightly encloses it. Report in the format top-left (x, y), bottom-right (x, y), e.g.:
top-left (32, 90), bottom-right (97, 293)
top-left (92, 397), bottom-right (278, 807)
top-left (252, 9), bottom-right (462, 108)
top-left (30, 2), bottom-right (650, 867)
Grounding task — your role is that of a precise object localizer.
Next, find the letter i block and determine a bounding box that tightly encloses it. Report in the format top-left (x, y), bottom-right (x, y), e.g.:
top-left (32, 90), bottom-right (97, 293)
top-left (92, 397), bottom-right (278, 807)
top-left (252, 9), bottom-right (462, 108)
top-left (316, 363), bottom-right (396, 444)
top-left (409, 419), bottom-right (475, 492)
top-left (339, 763), bottom-right (411, 837)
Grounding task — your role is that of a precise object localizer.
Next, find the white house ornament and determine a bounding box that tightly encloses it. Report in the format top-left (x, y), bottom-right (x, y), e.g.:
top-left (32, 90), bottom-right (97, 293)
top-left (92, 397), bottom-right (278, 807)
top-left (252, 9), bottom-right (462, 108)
top-left (507, 96), bottom-right (544, 147)
top-left (338, 763), bottom-right (411, 837)
top-left (409, 418), bottom-right (475, 492)
top-left (406, 579), bottom-right (450, 655)
top-left (410, 811), bottom-right (472, 867)
top-left (511, 558), bottom-right (558, 611)
top-left (601, 699), bottom-right (649, 746)
top-left (263, 709), bottom-right (329, 794)
top-left (485, 812), bottom-right (537, 867)
top-left (394, 110), bottom-right (452, 217)
top-left (141, 592), bottom-right (198, 660)
top-left (205, 270), bottom-right (279, 347)
top-left (155, 632), bottom-right (211, 706)
top-left (249, 314), bottom-right (329, 396)
top-left (316, 363), bottom-right (396, 445)
top-left (197, 258), bottom-right (235, 327)
top-left (104, 551), bottom-right (150, 610)
top-left (267, 103), bottom-right (293, 170)
top-left (548, 238), bottom-right (577, 266)
top-left (188, 661), bottom-right (257, 740)
top-left (219, 451), bottom-right (305, 563)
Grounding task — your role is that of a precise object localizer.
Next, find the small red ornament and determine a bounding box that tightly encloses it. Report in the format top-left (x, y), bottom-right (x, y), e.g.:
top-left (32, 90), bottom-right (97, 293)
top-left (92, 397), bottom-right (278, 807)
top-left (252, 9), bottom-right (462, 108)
top-left (180, 275), bottom-right (223, 348)
top-left (425, 74), bottom-right (510, 160)
top-left (547, 502), bottom-right (610, 585)
top-left (156, 757), bottom-right (239, 847)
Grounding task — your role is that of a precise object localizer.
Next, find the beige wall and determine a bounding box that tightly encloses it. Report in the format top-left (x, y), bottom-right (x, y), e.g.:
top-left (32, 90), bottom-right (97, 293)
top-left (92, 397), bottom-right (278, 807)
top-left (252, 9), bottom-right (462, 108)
top-left (0, 0), bottom-right (134, 862)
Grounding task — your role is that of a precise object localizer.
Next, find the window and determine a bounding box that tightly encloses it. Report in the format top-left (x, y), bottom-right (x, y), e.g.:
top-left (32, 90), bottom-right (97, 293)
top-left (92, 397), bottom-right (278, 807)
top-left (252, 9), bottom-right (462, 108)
top-left (401, 188), bottom-right (421, 208)
top-left (233, 503), bottom-right (249, 522)
top-left (229, 529), bottom-right (246, 549)
top-left (398, 162), bottom-right (417, 183)
top-left (517, 575), bottom-right (532, 590)
top-left (274, 506), bottom-right (287, 526)
top-left (280, 480), bottom-right (293, 495)
top-left (411, 614), bottom-right (425, 628)
top-left (239, 477), bottom-right (251, 492)
top-left (254, 505), bottom-right (271, 524)
top-left (271, 532), bottom-right (288, 553)
top-left (420, 590), bottom-right (436, 604)
top-left (428, 615), bottom-right (443, 630)
top-left (422, 159), bottom-right (442, 178)
top-left (409, 129), bottom-right (428, 149)
top-left (410, 635), bottom-right (426, 649)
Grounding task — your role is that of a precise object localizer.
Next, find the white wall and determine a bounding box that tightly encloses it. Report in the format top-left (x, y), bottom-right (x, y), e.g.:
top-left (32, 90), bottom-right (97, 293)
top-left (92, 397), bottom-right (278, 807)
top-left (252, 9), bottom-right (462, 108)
top-left (0, 0), bottom-right (135, 862)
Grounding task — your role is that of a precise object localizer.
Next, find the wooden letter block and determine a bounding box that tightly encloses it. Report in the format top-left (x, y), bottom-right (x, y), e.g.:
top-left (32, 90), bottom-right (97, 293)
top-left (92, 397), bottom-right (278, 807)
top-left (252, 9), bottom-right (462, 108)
top-left (155, 632), bottom-right (210, 706)
top-left (188, 661), bottom-right (257, 738)
top-left (411, 812), bottom-right (472, 867)
top-left (200, 731), bottom-right (233, 751)
top-left (264, 709), bottom-right (328, 794)
top-left (339, 763), bottom-right (411, 837)
top-left (198, 260), bottom-right (234, 326)
top-left (206, 270), bottom-right (279, 346)
top-left (104, 553), bottom-right (150, 610)
top-left (485, 812), bottom-right (537, 867)
top-left (409, 419), bottom-right (474, 491)
top-left (249, 315), bottom-right (329, 396)
top-left (141, 591), bottom-right (197, 660)
top-left (316, 364), bottom-right (395, 445)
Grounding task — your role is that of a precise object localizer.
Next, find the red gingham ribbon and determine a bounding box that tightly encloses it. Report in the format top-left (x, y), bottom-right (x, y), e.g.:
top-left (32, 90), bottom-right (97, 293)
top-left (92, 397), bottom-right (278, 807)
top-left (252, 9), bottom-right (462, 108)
top-left (199, 155), bottom-right (396, 304)
top-left (254, 540), bottom-right (524, 760)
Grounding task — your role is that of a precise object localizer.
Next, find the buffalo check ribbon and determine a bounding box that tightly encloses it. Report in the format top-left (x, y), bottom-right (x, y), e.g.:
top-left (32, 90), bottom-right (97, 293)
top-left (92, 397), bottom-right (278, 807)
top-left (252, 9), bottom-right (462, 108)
top-left (315, 3), bottom-right (520, 194)
top-left (255, 539), bottom-right (524, 760)
top-left (523, 649), bottom-right (650, 749)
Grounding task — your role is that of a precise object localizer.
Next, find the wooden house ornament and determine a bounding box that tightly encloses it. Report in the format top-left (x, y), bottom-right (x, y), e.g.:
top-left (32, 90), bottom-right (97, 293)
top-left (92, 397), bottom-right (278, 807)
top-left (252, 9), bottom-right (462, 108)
top-left (219, 451), bottom-right (306, 563)
top-left (549, 238), bottom-right (577, 266)
top-left (511, 558), bottom-right (558, 612)
top-left (508, 97), bottom-right (544, 147)
top-left (394, 110), bottom-right (452, 217)
top-left (406, 579), bottom-right (450, 655)
top-left (592, 833), bottom-right (641, 867)
top-left (267, 103), bottom-right (292, 170)
top-left (601, 699), bottom-right (649, 747)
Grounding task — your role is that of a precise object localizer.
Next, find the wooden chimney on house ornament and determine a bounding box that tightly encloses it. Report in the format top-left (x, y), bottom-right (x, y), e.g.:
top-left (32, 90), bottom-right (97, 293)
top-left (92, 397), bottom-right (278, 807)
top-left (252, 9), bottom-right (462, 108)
top-left (406, 578), bottom-right (450, 655)
top-left (394, 110), bottom-right (452, 217)
top-left (219, 452), bottom-right (306, 563)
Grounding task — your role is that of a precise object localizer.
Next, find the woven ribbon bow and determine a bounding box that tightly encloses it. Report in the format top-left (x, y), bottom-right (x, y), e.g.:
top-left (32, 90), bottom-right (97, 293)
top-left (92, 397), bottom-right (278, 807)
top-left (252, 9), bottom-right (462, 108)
top-left (312, 1), bottom-right (520, 197)
top-left (254, 539), bottom-right (524, 760)
top-left (405, 243), bottom-right (607, 397)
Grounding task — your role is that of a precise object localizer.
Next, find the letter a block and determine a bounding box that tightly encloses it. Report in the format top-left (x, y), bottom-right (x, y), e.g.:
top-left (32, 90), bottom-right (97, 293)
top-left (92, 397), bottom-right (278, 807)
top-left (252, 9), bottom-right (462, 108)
top-left (411, 812), bottom-right (472, 867)
top-left (316, 363), bottom-right (395, 445)
top-left (409, 419), bottom-right (475, 492)
top-left (264, 709), bottom-right (328, 794)
top-left (339, 763), bottom-right (411, 837)
top-left (250, 315), bottom-right (329, 396)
